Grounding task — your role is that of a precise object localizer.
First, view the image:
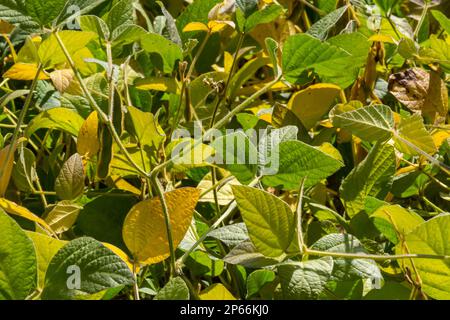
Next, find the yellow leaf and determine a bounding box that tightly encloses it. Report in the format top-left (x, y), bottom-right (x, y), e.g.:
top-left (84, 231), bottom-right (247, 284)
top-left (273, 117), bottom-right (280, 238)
top-left (77, 111), bottom-right (100, 158)
top-left (107, 175), bottom-right (141, 195)
top-left (183, 22), bottom-right (209, 32)
top-left (44, 201), bottom-right (82, 234)
top-left (26, 231), bottom-right (66, 288)
top-left (0, 19), bottom-right (14, 34)
top-left (288, 83), bottom-right (342, 130)
top-left (199, 283), bottom-right (236, 300)
top-left (0, 198), bottom-right (54, 235)
top-left (207, 20), bottom-right (235, 33)
top-left (49, 69), bottom-right (74, 93)
top-left (0, 144), bottom-right (16, 196)
top-left (102, 242), bottom-right (135, 272)
top-left (3, 63), bottom-right (49, 80)
top-left (122, 188), bottom-right (200, 265)
top-left (432, 128), bottom-right (450, 149)
top-left (135, 77), bottom-right (178, 93)
top-left (368, 34), bottom-right (395, 43)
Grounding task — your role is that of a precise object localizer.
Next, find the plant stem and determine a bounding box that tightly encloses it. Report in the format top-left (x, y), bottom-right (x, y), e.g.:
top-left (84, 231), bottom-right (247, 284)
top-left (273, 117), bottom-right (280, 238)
top-left (0, 64), bottom-right (42, 182)
top-left (414, 2), bottom-right (429, 40)
top-left (295, 177), bottom-right (307, 254)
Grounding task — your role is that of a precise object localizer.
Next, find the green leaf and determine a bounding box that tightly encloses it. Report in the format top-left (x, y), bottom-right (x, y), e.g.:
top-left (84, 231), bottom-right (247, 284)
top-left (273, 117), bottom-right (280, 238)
top-left (25, 231), bottom-right (66, 289)
top-left (393, 114), bottom-right (437, 156)
top-left (211, 131), bottom-right (258, 184)
top-left (371, 205), bottom-right (424, 244)
top-left (12, 147), bottom-right (36, 192)
top-left (307, 5), bottom-right (348, 40)
top-left (26, 0), bottom-right (66, 27)
top-left (431, 10), bottom-right (450, 35)
top-left (278, 257), bottom-right (334, 300)
top-left (316, 0), bottom-right (338, 13)
top-left (0, 209), bottom-right (37, 300)
top-left (140, 33), bottom-right (183, 73)
top-left (340, 142), bottom-right (396, 218)
top-left (396, 214), bottom-right (450, 300)
top-left (261, 140), bottom-right (344, 190)
top-left (311, 233), bottom-right (382, 281)
top-left (104, 0), bottom-right (133, 35)
top-left (207, 223), bottom-right (249, 247)
top-left (154, 277), bottom-right (189, 300)
top-left (244, 4), bottom-right (283, 32)
top-left (38, 31), bottom-right (97, 68)
top-left (236, 0), bottom-right (258, 18)
top-left (330, 104), bottom-right (394, 142)
top-left (282, 33), bottom-right (358, 88)
top-left (79, 15), bottom-right (110, 40)
top-left (42, 237), bottom-right (134, 300)
top-left (26, 108), bottom-right (85, 138)
top-left (246, 269), bottom-right (276, 299)
top-left (232, 185), bottom-right (295, 257)
top-left (55, 153), bottom-right (85, 200)
top-left (185, 251), bottom-right (224, 277)
top-left (223, 241), bottom-right (280, 268)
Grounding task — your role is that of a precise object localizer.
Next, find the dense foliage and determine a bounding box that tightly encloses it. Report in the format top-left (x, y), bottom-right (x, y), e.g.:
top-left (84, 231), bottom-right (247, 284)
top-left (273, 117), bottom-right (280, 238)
top-left (0, 0), bottom-right (449, 300)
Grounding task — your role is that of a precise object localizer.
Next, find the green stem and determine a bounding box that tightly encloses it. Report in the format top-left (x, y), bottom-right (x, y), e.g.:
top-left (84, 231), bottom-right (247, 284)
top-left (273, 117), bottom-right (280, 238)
top-left (0, 64), bottom-right (42, 181)
top-left (413, 2), bottom-right (429, 40)
top-left (295, 177), bottom-right (307, 254)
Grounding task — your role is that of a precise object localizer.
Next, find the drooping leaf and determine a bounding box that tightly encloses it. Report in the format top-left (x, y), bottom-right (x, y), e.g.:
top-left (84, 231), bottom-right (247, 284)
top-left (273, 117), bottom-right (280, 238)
top-left (77, 111), bottom-right (100, 158)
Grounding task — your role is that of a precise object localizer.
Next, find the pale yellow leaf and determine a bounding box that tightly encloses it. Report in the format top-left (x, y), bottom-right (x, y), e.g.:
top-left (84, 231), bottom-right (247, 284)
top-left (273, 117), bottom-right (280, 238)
top-left (49, 69), bottom-right (74, 93)
top-left (199, 283), bottom-right (236, 300)
top-left (135, 77), bottom-right (178, 93)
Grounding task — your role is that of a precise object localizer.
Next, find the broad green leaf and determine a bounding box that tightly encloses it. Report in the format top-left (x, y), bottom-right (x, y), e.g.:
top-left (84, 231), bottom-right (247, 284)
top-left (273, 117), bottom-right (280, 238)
top-left (185, 251), bottom-right (224, 277)
top-left (79, 15), bottom-right (110, 40)
top-left (278, 257), bottom-right (333, 300)
top-left (140, 33), bottom-right (183, 73)
top-left (12, 147), bottom-right (36, 192)
top-left (44, 201), bottom-right (82, 234)
top-left (0, 209), bottom-right (37, 300)
top-left (311, 233), bottom-right (382, 281)
top-left (55, 153), bottom-right (85, 200)
top-left (211, 132), bottom-right (258, 184)
top-left (371, 205), bottom-right (424, 244)
top-left (154, 277), bottom-right (189, 300)
top-left (431, 10), bottom-right (450, 35)
top-left (42, 237), bottom-right (134, 300)
top-left (104, 0), bottom-right (133, 35)
top-left (125, 106), bottom-right (165, 151)
top-left (363, 281), bottom-right (411, 300)
top-left (232, 185), bottom-right (294, 257)
top-left (26, 0), bottom-right (66, 27)
top-left (208, 222), bottom-right (249, 247)
top-left (223, 241), bottom-right (282, 268)
top-left (244, 4), bottom-right (283, 32)
top-left (330, 104), bottom-right (394, 142)
top-left (26, 108), bottom-right (85, 138)
top-left (258, 126), bottom-right (299, 176)
top-left (317, 0), bottom-right (338, 13)
top-left (287, 83), bottom-right (341, 130)
top-left (38, 31), bottom-right (96, 67)
top-left (25, 231), bottom-right (66, 289)
top-left (122, 188), bottom-right (200, 265)
top-left (340, 142), bottom-right (396, 218)
top-left (199, 283), bottom-right (236, 300)
top-left (78, 195), bottom-right (137, 252)
top-left (282, 33), bottom-right (358, 88)
top-left (261, 140), bottom-right (344, 190)
top-left (236, 0), bottom-right (258, 18)
top-left (0, 1), bottom-right (39, 31)
top-left (393, 114), bottom-right (437, 156)
top-left (246, 269), bottom-right (276, 299)
top-left (307, 5), bottom-right (348, 40)
top-left (327, 32), bottom-right (371, 66)
top-left (396, 214), bottom-right (450, 300)
top-left (168, 138), bottom-right (215, 172)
